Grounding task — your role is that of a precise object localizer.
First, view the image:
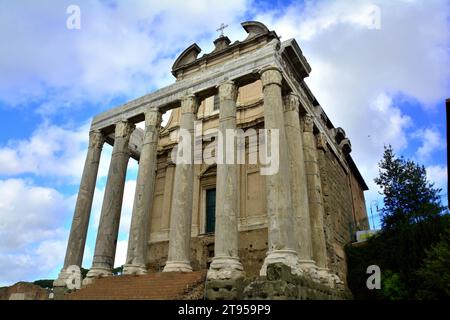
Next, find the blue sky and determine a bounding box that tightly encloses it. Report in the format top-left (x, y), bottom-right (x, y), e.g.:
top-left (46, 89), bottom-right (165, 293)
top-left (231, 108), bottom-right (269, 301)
top-left (0, 0), bottom-right (448, 286)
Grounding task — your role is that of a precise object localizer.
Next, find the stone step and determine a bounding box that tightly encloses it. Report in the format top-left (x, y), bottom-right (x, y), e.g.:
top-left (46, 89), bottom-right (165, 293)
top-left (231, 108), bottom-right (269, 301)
top-left (66, 271), bottom-right (206, 300)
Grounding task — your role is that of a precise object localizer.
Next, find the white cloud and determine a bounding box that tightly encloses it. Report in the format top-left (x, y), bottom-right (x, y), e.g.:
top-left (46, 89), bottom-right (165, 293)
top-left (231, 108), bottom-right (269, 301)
top-left (426, 164), bottom-right (448, 192)
top-left (0, 0), bottom-right (250, 115)
top-left (0, 178), bottom-right (74, 285)
top-left (413, 128), bottom-right (446, 162)
top-left (114, 240), bottom-right (129, 268)
top-left (0, 179), bottom-right (73, 251)
top-left (0, 120), bottom-right (119, 184)
top-left (0, 122), bottom-right (89, 180)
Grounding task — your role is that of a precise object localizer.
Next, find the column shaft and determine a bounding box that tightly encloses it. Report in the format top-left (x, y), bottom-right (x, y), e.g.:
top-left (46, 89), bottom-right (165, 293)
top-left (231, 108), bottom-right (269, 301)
top-left (54, 130), bottom-right (104, 287)
top-left (302, 114), bottom-right (329, 275)
top-left (85, 120), bottom-right (135, 281)
top-left (123, 108), bottom-right (162, 275)
top-left (163, 95), bottom-right (197, 272)
top-left (208, 81), bottom-right (244, 280)
top-left (259, 66), bottom-right (300, 276)
top-left (283, 94), bottom-right (316, 272)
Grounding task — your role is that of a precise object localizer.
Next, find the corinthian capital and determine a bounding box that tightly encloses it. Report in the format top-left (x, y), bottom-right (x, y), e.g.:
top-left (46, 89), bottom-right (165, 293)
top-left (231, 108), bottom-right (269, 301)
top-left (89, 130), bottom-right (105, 149)
top-left (259, 65), bottom-right (282, 89)
top-left (283, 93), bottom-right (300, 113)
top-left (301, 114), bottom-right (314, 133)
top-left (145, 106), bottom-right (163, 127)
top-left (217, 80), bottom-right (238, 101)
top-left (316, 132), bottom-right (327, 150)
top-left (180, 94), bottom-right (198, 114)
top-left (115, 120), bottom-right (135, 139)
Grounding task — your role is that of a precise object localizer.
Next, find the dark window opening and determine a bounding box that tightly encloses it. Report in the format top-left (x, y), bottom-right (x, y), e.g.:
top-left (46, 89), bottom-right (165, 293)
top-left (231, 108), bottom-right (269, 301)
top-left (205, 188), bottom-right (216, 233)
top-left (213, 95), bottom-right (220, 111)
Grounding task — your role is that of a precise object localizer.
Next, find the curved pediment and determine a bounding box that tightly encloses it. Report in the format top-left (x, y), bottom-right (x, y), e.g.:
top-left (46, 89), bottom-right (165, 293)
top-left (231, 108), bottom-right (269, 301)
top-left (200, 163), bottom-right (217, 177)
top-left (172, 43), bottom-right (202, 71)
top-left (241, 21), bottom-right (269, 39)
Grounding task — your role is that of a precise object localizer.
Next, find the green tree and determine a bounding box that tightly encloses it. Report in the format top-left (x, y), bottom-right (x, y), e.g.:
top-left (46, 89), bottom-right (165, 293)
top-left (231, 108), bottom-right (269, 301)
top-left (346, 146), bottom-right (449, 299)
top-left (33, 279), bottom-right (54, 289)
top-left (80, 267), bottom-right (89, 279)
top-left (374, 146), bottom-right (444, 230)
top-left (112, 265), bottom-right (123, 275)
top-left (380, 270), bottom-right (408, 300)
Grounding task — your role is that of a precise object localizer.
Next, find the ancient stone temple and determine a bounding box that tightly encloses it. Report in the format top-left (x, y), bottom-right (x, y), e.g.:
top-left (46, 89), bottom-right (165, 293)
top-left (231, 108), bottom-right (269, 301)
top-left (54, 21), bottom-right (369, 300)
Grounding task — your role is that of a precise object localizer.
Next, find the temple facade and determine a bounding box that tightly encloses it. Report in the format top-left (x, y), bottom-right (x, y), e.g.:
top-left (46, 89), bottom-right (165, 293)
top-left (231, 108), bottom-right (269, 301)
top-left (54, 21), bottom-right (369, 299)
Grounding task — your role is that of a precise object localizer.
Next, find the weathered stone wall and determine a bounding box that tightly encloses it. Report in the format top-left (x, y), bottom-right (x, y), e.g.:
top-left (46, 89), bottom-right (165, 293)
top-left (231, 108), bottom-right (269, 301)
top-left (349, 172), bottom-right (370, 230)
top-left (317, 146), bottom-right (355, 283)
top-left (206, 263), bottom-right (352, 300)
top-left (0, 282), bottom-right (49, 300)
top-left (146, 228), bottom-right (268, 277)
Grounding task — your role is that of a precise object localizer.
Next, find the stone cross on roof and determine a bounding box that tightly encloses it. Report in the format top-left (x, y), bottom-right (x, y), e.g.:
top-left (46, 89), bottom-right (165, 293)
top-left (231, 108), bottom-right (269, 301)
top-left (216, 23), bottom-right (228, 37)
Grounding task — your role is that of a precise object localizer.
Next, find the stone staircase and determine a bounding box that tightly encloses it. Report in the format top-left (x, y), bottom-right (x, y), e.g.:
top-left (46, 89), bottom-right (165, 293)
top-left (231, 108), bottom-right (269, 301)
top-left (66, 271), bottom-right (206, 300)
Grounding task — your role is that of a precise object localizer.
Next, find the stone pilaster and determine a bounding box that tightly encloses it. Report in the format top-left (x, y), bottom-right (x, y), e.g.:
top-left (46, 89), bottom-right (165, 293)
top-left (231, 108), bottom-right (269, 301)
top-left (301, 114), bottom-right (330, 283)
top-left (84, 120), bottom-right (135, 284)
top-left (123, 107), bottom-right (162, 275)
top-left (163, 95), bottom-right (197, 272)
top-left (283, 94), bottom-right (317, 275)
top-left (207, 81), bottom-right (244, 280)
top-left (259, 66), bottom-right (300, 276)
top-left (54, 130), bottom-right (104, 288)
top-left (161, 161), bottom-right (175, 234)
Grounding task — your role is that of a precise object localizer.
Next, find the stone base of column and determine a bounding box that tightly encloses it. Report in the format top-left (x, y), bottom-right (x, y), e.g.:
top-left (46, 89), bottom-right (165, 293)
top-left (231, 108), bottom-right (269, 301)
top-left (122, 264), bottom-right (148, 275)
top-left (329, 273), bottom-right (345, 290)
top-left (315, 267), bottom-right (344, 288)
top-left (207, 256), bottom-right (244, 280)
top-left (316, 267), bottom-right (331, 283)
top-left (82, 267), bottom-right (113, 286)
top-left (163, 260), bottom-right (193, 273)
top-left (298, 259), bottom-right (320, 281)
top-left (53, 268), bottom-right (69, 288)
top-left (260, 250), bottom-right (302, 276)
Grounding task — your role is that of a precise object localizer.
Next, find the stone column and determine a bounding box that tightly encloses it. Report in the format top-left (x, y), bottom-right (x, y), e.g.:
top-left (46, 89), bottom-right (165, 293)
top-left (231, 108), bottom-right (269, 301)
top-left (123, 107), bottom-right (162, 275)
top-left (84, 120), bottom-right (135, 283)
top-left (207, 81), bottom-right (244, 280)
top-left (259, 66), bottom-right (300, 276)
top-left (163, 95), bottom-right (197, 272)
top-left (54, 130), bottom-right (104, 287)
top-left (283, 94), bottom-right (317, 273)
top-left (301, 114), bottom-right (330, 281)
